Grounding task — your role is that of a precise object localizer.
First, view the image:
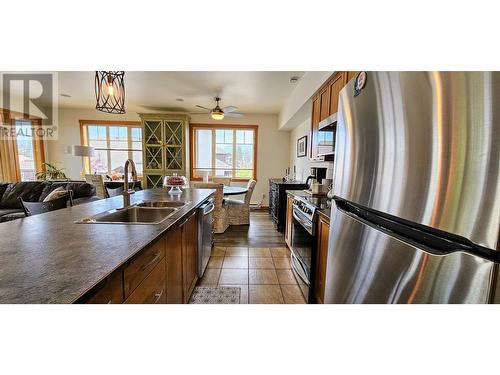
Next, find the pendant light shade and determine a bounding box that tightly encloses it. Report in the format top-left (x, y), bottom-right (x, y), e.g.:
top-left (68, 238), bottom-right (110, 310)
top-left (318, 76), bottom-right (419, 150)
top-left (95, 71), bottom-right (125, 114)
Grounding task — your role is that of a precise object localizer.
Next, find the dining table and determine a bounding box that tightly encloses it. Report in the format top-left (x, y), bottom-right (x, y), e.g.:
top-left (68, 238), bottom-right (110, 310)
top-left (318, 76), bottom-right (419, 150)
top-left (223, 186), bottom-right (248, 196)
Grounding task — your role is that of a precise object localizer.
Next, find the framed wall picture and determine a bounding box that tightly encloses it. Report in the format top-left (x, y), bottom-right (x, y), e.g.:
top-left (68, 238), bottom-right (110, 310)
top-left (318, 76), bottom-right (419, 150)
top-left (297, 135), bottom-right (308, 157)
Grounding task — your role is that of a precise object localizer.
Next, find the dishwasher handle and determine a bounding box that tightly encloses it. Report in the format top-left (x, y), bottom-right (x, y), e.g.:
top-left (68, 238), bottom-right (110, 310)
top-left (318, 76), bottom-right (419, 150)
top-left (203, 202), bottom-right (215, 216)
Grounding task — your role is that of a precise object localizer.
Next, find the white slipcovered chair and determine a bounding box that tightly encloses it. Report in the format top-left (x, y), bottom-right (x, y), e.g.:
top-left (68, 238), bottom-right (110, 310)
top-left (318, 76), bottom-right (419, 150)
top-left (225, 179), bottom-right (257, 226)
top-left (211, 177), bottom-right (231, 186)
top-left (191, 182), bottom-right (229, 234)
top-left (85, 174), bottom-right (106, 198)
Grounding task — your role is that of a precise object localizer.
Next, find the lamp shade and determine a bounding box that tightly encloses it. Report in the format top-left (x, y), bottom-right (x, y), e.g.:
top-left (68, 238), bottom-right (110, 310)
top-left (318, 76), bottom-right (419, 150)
top-left (72, 145), bottom-right (95, 157)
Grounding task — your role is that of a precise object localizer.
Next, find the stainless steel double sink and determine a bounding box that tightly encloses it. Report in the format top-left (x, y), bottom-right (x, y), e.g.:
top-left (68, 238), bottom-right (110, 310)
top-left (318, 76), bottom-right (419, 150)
top-left (76, 201), bottom-right (191, 225)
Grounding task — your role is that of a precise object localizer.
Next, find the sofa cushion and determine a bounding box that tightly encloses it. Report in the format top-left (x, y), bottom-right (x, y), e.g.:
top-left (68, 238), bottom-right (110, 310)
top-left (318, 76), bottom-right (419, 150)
top-left (0, 208), bottom-right (24, 217)
top-left (43, 187), bottom-right (68, 202)
top-left (0, 183), bottom-right (9, 201)
top-left (0, 211), bottom-right (26, 223)
top-left (0, 182), bottom-right (45, 208)
top-left (39, 181), bottom-right (96, 201)
top-left (64, 182), bottom-right (96, 199)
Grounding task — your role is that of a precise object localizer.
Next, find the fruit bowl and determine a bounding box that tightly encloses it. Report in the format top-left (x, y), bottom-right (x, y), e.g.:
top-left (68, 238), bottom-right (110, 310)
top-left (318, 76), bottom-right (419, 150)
top-left (163, 174), bottom-right (188, 195)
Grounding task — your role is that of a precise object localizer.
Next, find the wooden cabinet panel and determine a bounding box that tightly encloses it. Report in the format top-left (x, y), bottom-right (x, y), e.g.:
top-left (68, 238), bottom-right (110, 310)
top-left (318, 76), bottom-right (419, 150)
top-left (83, 271), bottom-right (124, 304)
top-left (328, 72), bottom-right (345, 116)
top-left (285, 195), bottom-right (293, 248)
top-left (346, 71), bottom-right (358, 84)
top-left (315, 215), bottom-right (330, 304)
top-left (124, 261), bottom-right (166, 304)
top-left (123, 236), bottom-right (165, 298)
top-left (319, 86), bottom-right (330, 121)
top-left (165, 224), bottom-right (183, 304)
top-left (182, 211), bottom-right (198, 304)
top-left (311, 96), bottom-right (321, 158)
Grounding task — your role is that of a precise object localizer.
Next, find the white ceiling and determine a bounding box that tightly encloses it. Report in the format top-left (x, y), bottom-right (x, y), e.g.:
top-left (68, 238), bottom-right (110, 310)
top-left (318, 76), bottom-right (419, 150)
top-left (53, 71), bottom-right (304, 114)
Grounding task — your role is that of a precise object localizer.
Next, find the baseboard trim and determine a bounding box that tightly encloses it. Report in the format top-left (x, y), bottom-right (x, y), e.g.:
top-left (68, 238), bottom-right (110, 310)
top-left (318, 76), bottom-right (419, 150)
top-left (250, 206), bottom-right (269, 211)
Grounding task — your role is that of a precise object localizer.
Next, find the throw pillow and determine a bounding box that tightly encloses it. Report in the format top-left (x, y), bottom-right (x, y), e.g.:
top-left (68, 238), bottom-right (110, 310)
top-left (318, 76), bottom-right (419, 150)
top-left (43, 187), bottom-right (68, 202)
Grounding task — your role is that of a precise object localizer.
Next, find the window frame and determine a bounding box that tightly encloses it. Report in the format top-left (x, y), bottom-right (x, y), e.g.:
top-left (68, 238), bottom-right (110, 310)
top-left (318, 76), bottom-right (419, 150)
top-left (79, 119), bottom-right (143, 177)
top-left (189, 123), bottom-right (258, 182)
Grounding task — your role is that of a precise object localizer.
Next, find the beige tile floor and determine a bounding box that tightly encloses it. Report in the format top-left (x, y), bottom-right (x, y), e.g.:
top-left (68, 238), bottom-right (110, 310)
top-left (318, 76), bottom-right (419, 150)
top-left (198, 246), bottom-right (306, 304)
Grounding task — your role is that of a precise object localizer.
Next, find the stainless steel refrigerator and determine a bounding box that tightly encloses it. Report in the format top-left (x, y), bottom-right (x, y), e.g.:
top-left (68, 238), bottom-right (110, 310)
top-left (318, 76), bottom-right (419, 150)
top-left (325, 72), bottom-right (500, 303)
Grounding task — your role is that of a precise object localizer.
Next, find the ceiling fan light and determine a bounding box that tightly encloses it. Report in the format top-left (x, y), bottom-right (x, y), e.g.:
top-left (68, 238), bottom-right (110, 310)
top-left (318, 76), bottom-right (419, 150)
top-left (211, 110), bottom-right (224, 120)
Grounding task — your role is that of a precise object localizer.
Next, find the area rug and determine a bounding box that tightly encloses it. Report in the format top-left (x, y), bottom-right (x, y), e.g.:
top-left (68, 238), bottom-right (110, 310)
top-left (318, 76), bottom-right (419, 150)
top-left (189, 286), bottom-right (241, 304)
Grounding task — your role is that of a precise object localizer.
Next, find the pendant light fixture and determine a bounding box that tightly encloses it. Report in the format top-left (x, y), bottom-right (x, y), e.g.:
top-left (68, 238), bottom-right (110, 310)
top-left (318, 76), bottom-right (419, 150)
top-left (95, 71), bottom-right (125, 114)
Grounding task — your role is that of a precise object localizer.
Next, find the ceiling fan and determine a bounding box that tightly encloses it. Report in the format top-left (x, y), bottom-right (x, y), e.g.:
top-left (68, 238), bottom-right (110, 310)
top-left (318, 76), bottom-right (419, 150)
top-left (194, 97), bottom-right (244, 120)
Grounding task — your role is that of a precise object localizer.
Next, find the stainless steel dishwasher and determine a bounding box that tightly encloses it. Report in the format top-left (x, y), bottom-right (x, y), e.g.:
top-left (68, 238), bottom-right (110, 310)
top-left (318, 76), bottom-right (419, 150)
top-left (197, 198), bottom-right (215, 277)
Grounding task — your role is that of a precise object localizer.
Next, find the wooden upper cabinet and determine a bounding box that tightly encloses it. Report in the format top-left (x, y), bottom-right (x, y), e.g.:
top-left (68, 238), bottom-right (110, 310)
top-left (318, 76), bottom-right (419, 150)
top-left (328, 72), bottom-right (345, 116)
top-left (311, 72), bottom-right (358, 158)
top-left (319, 86), bottom-right (330, 121)
top-left (346, 71), bottom-right (358, 84)
top-left (311, 95), bottom-right (321, 158)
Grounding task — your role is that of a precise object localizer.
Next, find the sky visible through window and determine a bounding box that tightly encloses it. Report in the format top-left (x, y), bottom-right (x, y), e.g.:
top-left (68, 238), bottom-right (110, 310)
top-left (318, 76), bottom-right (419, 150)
top-left (193, 127), bottom-right (255, 179)
top-left (86, 124), bottom-right (143, 176)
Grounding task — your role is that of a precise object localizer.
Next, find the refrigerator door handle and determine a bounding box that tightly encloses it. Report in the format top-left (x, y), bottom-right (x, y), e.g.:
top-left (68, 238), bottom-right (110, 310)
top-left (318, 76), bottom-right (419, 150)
top-left (333, 196), bottom-right (500, 264)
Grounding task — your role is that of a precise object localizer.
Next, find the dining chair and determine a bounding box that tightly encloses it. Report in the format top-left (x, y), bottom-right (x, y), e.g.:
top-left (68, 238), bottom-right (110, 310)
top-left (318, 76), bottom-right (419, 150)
top-left (225, 179), bottom-right (257, 226)
top-left (19, 191), bottom-right (73, 217)
top-left (106, 185), bottom-right (124, 197)
top-left (85, 174), bottom-right (107, 198)
top-left (212, 177), bottom-right (231, 186)
top-left (191, 182), bottom-right (229, 233)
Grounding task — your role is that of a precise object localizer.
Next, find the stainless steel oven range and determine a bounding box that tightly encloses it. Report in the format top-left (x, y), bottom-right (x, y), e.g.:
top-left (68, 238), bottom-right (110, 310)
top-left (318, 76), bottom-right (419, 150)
top-left (289, 196), bottom-right (318, 303)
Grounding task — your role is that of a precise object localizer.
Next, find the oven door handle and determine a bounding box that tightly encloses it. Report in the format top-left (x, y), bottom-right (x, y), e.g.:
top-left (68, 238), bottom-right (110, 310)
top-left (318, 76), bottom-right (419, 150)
top-left (292, 209), bottom-right (314, 235)
top-left (291, 255), bottom-right (310, 286)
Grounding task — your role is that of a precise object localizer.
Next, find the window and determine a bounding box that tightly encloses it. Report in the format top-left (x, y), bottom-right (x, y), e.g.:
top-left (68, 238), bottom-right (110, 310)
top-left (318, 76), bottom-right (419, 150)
top-left (190, 124), bottom-right (257, 180)
top-left (16, 120), bottom-right (36, 181)
top-left (80, 121), bottom-right (143, 177)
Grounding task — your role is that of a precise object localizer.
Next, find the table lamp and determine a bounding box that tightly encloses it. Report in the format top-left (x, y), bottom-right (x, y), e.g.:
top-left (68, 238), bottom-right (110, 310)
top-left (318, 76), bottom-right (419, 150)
top-left (72, 145), bottom-right (95, 179)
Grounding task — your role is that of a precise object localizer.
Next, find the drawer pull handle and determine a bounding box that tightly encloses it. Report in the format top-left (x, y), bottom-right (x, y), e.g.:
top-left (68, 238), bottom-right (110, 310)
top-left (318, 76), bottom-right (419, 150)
top-left (140, 251), bottom-right (162, 272)
top-left (152, 289), bottom-right (164, 303)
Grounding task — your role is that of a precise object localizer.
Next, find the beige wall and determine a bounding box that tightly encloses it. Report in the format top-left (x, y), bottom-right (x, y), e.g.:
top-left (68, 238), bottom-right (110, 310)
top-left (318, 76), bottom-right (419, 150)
top-left (47, 108), bottom-right (141, 180)
top-left (289, 118), bottom-right (311, 183)
top-left (46, 109), bottom-right (290, 206)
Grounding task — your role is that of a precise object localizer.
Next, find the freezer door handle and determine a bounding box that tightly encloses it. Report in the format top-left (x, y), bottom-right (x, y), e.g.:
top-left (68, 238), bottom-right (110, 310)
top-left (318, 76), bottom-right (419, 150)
top-left (333, 196), bottom-right (500, 263)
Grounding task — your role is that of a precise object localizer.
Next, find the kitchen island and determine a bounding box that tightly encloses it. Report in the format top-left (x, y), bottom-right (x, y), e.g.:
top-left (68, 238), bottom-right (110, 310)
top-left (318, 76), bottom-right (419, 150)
top-left (0, 188), bottom-right (214, 304)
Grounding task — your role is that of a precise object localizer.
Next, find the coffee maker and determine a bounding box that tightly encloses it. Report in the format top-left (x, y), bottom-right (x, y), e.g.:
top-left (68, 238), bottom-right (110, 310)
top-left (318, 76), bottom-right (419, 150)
top-left (310, 167), bottom-right (327, 184)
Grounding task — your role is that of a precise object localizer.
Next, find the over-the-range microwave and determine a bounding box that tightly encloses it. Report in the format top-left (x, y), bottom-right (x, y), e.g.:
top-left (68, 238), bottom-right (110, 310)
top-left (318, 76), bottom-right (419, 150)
top-left (316, 113), bottom-right (336, 157)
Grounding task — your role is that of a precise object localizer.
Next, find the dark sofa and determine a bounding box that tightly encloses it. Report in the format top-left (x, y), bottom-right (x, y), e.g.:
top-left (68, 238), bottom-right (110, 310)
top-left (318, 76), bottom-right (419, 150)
top-left (0, 181), bottom-right (100, 222)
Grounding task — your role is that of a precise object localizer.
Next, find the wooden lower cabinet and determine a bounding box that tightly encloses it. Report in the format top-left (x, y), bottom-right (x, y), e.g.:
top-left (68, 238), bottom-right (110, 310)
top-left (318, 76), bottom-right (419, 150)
top-left (80, 210), bottom-right (199, 304)
top-left (181, 211), bottom-right (198, 304)
top-left (165, 224), bottom-right (183, 303)
top-left (315, 214), bottom-right (330, 304)
top-left (124, 261), bottom-right (166, 304)
top-left (81, 271), bottom-right (124, 304)
top-left (285, 195), bottom-right (293, 247)
top-left (124, 236), bottom-right (165, 298)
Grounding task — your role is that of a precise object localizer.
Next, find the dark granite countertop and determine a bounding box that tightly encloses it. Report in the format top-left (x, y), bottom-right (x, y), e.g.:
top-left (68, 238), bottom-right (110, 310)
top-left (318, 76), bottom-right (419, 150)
top-left (286, 190), bottom-right (332, 222)
top-left (0, 188), bottom-right (214, 304)
top-left (269, 178), bottom-right (308, 185)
